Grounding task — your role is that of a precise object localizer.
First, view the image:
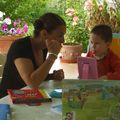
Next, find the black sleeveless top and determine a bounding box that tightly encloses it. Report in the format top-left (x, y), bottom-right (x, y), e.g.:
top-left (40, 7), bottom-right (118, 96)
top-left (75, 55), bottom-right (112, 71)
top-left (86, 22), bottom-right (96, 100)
top-left (0, 36), bottom-right (48, 98)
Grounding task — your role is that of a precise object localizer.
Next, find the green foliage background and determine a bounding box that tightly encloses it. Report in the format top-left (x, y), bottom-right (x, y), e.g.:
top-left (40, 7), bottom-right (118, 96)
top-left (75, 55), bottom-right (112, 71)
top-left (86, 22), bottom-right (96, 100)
top-left (63, 0), bottom-right (89, 52)
top-left (0, 0), bottom-right (89, 52)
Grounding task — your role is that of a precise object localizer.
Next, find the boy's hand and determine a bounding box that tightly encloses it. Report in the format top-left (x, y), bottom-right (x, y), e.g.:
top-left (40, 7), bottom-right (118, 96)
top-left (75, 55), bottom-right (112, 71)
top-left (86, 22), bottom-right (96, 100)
top-left (52, 69), bottom-right (64, 81)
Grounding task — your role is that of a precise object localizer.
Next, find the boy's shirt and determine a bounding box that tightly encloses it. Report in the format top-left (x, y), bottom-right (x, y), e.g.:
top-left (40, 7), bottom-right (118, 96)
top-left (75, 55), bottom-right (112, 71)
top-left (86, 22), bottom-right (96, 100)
top-left (87, 49), bottom-right (120, 80)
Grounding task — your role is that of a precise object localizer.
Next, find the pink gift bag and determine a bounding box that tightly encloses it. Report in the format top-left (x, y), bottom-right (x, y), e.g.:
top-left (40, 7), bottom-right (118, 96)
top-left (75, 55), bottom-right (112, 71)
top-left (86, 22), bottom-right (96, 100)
top-left (77, 57), bottom-right (98, 79)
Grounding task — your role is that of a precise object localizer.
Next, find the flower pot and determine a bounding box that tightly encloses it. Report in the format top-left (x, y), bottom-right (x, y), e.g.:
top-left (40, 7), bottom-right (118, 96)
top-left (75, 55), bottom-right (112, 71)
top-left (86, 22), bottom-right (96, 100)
top-left (0, 35), bottom-right (24, 54)
top-left (60, 43), bottom-right (83, 63)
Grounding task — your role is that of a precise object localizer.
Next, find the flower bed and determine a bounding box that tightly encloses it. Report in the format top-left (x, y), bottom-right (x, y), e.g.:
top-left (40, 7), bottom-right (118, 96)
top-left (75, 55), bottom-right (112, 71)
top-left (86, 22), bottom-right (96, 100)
top-left (0, 11), bottom-right (28, 54)
top-left (0, 11), bottom-right (28, 35)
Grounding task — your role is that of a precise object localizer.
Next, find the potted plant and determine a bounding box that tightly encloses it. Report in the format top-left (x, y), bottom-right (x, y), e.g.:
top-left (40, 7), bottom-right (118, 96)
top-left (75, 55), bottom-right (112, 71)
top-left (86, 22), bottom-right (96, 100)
top-left (0, 11), bottom-right (28, 54)
top-left (60, 3), bottom-right (89, 63)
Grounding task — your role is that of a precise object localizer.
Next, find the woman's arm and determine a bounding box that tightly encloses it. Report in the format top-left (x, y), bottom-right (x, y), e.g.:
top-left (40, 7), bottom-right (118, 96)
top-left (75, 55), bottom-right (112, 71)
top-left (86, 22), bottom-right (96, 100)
top-left (14, 39), bottom-right (62, 89)
top-left (14, 54), bottom-right (56, 89)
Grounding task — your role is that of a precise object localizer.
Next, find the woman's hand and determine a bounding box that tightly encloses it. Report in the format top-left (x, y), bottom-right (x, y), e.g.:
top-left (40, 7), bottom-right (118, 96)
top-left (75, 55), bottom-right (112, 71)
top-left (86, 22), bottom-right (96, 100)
top-left (52, 69), bottom-right (64, 81)
top-left (46, 40), bottom-right (62, 55)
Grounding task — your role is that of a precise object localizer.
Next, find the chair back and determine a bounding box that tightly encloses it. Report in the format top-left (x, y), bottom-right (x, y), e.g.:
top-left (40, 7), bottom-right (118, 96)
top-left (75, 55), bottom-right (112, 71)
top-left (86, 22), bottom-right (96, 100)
top-left (110, 33), bottom-right (120, 58)
top-left (0, 54), bottom-right (6, 81)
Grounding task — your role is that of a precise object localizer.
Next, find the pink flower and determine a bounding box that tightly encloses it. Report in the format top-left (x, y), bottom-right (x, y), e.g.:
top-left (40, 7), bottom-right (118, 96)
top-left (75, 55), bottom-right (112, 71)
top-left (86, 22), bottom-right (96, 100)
top-left (23, 21), bottom-right (27, 25)
top-left (73, 16), bottom-right (79, 23)
top-left (13, 20), bottom-right (18, 27)
top-left (98, 5), bottom-right (103, 11)
top-left (84, 0), bottom-right (93, 11)
top-left (16, 28), bottom-right (22, 34)
top-left (23, 24), bottom-right (28, 33)
top-left (3, 28), bottom-right (8, 33)
top-left (2, 23), bottom-right (8, 29)
top-left (17, 18), bottom-right (21, 23)
top-left (0, 12), bottom-right (29, 35)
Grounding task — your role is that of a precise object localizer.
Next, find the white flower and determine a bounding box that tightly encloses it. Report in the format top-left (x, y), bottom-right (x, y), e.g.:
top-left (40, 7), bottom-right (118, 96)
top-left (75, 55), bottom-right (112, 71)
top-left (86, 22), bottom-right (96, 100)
top-left (0, 21), bottom-right (3, 24)
top-left (0, 11), bottom-right (5, 18)
top-left (9, 28), bottom-right (16, 34)
top-left (3, 17), bottom-right (11, 25)
top-left (65, 8), bottom-right (75, 16)
top-left (72, 21), bottom-right (78, 26)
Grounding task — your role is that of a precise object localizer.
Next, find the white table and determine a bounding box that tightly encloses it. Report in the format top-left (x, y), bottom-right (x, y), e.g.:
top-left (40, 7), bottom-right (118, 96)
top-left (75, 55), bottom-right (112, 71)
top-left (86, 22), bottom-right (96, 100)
top-left (0, 80), bottom-right (62, 120)
top-left (0, 59), bottom-right (78, 120)
top-left (50, 57), bottom-right (78, 79)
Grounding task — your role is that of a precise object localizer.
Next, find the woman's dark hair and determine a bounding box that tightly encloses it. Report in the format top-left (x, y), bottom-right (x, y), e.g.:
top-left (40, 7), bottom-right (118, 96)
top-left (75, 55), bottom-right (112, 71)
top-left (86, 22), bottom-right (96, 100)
top-left (91, 24), bottom-right (112, 42)
top-left (33, 12), bottom-right (66, 37)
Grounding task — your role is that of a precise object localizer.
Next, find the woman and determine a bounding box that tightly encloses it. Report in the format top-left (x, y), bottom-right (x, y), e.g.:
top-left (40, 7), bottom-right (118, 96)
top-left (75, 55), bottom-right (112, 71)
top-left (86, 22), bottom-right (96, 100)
top-left (0, 12), bottom-right (66, 98)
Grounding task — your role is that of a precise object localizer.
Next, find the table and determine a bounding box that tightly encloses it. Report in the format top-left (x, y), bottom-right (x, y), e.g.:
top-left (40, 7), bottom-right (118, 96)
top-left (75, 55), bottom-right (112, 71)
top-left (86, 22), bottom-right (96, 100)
top-left (49, 56), bottom-right (79, 79)
top-left (0, 58), bottom-right (78, 120)
top-left (0, 80), bottom-right (62, 120)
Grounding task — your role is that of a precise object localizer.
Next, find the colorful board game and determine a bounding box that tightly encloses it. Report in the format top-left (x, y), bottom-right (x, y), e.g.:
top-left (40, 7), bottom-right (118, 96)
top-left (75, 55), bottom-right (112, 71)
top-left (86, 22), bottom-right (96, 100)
top-left (7, 89), bottom-right (52, 105)
top-left (62, 79), bottom-right (120, 120)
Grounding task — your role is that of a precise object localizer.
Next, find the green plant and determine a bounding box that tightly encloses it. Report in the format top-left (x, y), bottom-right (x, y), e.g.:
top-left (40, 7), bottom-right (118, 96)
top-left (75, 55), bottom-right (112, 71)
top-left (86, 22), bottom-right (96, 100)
top-left (84, 0), bottom-right (120, 33)
top-left (0, 0), bottom-right (65, 36)
top-left (0, 0), bottom-right (51, 24)
top-left (63, 0), bottom-right (89, 52)
top-left (0, 0), bottom-right (89, 51)
top-left (26, 23), bottom-right (34, 36)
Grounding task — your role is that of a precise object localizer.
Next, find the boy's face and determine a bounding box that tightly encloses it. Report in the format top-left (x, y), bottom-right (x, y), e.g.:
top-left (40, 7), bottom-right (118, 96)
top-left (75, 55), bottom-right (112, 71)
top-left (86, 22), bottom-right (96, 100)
top-left (90, 33), bottom-right (110, 57)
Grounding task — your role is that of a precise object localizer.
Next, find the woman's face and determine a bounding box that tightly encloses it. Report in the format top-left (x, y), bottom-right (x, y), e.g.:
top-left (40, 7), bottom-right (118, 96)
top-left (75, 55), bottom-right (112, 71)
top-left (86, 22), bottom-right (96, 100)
top-left (47, 25), bottom-right (66, 44)
top-left (36, 25), bottom-right (66, 49)
top-left (90, 33), bottom-right (110, 57)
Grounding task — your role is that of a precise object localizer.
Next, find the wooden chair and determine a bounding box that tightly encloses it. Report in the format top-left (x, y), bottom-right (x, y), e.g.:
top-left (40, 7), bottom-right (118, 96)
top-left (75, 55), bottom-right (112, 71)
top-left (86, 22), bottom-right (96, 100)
top-left (110, 33), bottom-right (120, 58)
top-left (0, 54), bottom-right (6, 82)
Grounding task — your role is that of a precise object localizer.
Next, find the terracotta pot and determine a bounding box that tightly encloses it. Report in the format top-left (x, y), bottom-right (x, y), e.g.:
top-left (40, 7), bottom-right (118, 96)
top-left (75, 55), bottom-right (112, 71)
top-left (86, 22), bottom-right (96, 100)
top-left (60, 43), bottom-right (83, 63)
top-left (0, 35), bottom-right (24, 54)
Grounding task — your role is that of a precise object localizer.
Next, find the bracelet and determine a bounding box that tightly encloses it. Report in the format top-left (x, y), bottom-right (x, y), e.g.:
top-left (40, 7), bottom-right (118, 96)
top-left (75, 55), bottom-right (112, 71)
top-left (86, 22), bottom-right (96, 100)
top-left (48, 52), bottom-right (58, 58)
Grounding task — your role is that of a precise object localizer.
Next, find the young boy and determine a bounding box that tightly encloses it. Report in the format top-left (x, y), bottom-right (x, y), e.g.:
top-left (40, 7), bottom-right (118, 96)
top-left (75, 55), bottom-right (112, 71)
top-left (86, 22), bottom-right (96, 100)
top-left (87, 24), bottom-right (120, 80)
